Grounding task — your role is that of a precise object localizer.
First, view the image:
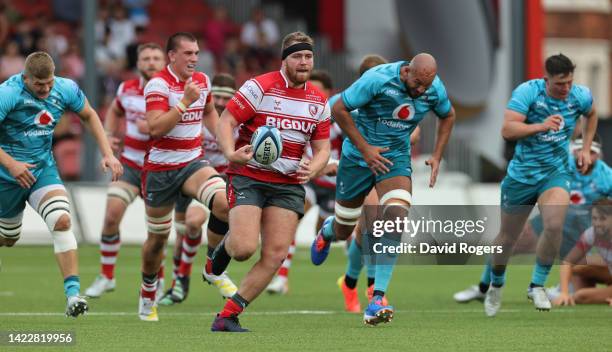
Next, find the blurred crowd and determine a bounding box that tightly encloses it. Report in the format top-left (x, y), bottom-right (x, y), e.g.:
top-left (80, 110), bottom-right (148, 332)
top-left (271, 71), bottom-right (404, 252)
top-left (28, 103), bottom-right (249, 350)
top-left (0, 0), bottom-right (281, 180)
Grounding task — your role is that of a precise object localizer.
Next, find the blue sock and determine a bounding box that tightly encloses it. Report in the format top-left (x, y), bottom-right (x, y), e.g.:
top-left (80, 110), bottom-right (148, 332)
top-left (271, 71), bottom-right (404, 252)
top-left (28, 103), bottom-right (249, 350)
top-left (373, 264), bottom-right (396, 297)
top-left (480, 260), bottom-right (492, 286)
top-left (530, 259), bottom-right (552, 287)
top-left (345, 239), bottom-right (363, 280)
top-left (64, 275), bottom-right (80, 298)
top-left (367, 262), bottom-right (376, 283)
top-left (491, 266), bottom-right (506, 288)
top-left (321, 216), bottom-right (336, 241)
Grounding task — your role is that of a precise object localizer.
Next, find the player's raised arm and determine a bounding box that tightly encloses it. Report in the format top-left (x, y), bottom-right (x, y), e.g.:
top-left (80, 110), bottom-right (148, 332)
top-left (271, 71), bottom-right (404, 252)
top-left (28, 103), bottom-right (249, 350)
top-left (501, 109), bottom-right (560, 141)
top-left (146, 78), bottom-right (200, 138)
top-left (77, 99), bottom-right (123, 181)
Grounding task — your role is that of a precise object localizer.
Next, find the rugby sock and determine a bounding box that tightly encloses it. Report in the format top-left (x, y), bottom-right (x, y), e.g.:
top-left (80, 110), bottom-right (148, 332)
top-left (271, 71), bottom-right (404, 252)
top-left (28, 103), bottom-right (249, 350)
top-left (208, 238), bottom-right (231, 276)
top-left (491, 266), bottom-right (506, 288)
top-left (172, 254), bottom-right (181, 280)
top-left (100, 233), bottom-right (120, 279)
top-left (220, 294), bottom-right (249, 318)
top-left (345, 240), bottom-right (363, 287)
top-left (64, 275), bottom-right (80, 298)
top-left (321, 216), bottom-right (336, 242)
top-left (367, 277), bottom-right (375, 287)
top-left (177, 231), bottom-right (202, 278)
top-left (373, 265), bottom-right (395, 297)
top-left (140, 272), bottom-right (158, 300)
top-left (529, 259), bottom-right (552, 287)
top-left (207, 245), bottom-right (214, 259)
top-left (278, 240), bottom-right (295, 279)
top-left (479, 260), bottom-right (492, 293)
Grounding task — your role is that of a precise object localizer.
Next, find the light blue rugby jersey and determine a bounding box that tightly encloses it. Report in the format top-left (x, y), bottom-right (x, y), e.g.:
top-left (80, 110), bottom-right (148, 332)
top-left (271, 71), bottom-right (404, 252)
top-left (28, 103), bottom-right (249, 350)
top-left (340, 61), bottom-right (451, 166)
top-left (568, 155), bottom-right (612, 206)
top-left (0, 73), bottom-right (86, 182)
top-left (506, 79), bottom-right (592, 185)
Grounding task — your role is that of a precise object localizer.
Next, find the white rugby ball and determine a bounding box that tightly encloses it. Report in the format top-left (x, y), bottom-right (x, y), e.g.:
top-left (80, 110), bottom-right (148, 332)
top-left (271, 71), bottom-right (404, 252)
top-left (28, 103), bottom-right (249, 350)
top-left (251, 125), bottom-right (283, 165)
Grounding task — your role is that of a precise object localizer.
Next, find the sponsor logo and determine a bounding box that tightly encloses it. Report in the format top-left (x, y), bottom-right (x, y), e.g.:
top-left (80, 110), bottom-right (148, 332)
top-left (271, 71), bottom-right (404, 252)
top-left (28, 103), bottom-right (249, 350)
top-left (384, 88), bottom-right (400, 96)
top-left (570, 190), bottom-right (584, 204)
top-left (245, 82), bottom-right (260, 101)
top-left (536, 101), bottom-right (547, 109)
top-left (309, 104), bottom-right (318, 117)
top-left (381, 119), bottom-right (411, 130)
top-left (145, 96), bottom-right (165, 103)
top-left (392, 103), bottom-right (415, 120)
top-left (35, 110), bottom-right (54, 127)
top-left (181, 110), bottom-right (203, 122)
top-left (274, 99), bottom-right (282, 111)
top-left (24, 129), bottom-right (53, 137)
top-left (266, 116), bottom-right (316, 133)
top-left (231, 96), bottom-right (245, 110)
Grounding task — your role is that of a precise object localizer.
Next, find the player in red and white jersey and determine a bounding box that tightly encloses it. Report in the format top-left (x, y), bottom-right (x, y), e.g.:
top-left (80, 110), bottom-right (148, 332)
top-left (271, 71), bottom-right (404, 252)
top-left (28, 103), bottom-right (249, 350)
top-left (159, 73), bottom-right (239, 306)
top-left (554, 198), bottom-right (612, 306)
top-left (138, 32), bottom-right (230, 322)
top-left (85, 43), bottom-right (166, 299)
top-left (266, 69), bottom-right (339, 295)
top-left (208, 32), bottom-right (331, 332)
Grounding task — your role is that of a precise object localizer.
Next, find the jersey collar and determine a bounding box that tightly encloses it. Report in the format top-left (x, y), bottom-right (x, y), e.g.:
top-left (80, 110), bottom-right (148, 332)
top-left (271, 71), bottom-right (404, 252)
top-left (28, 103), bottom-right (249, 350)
top-left (279, 69), bottom-right (307, 90)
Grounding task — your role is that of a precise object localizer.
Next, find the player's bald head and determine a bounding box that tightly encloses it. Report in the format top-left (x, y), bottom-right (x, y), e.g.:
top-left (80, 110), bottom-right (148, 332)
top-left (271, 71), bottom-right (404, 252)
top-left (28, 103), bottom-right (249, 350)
top-left (409, 53), bottom-right (437, 82)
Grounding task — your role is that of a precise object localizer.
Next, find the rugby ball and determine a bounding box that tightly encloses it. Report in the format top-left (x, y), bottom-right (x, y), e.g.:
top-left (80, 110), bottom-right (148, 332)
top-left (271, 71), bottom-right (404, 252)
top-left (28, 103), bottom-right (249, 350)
top-left (251, 125), bottom-right (283, 165)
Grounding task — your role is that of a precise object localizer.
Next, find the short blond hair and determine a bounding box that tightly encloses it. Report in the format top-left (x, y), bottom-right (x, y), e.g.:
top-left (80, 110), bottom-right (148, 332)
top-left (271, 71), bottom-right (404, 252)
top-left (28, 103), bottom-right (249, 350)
top-left (281, 31), bottom-right (314, 52)
top-left (24, 52), bottom-right (55, 79)
top-left (358, 54), bottom-right (387, 76)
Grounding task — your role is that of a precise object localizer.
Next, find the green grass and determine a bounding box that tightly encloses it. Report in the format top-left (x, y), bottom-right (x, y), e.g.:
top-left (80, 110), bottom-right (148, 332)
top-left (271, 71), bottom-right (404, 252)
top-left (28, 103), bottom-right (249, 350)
top-left (0, 245), bottom-right (610, 351)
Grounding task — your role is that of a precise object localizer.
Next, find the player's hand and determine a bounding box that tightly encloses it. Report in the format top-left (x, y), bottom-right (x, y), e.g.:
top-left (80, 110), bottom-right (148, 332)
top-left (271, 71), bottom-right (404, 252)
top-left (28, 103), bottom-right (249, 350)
top-left (576, 147), bottom-right (592, 174)
top-left (540, 114), bottom-right (563, 133)
top-left (297, 159), bottom-right (314, 184)
top-left (321, 162), bottom-right (338, 177)
top-left (362, 144), bottom-right (392, 175)
top-left (553, 293), bottom-right (575, 306)
top-left (136, 118), bottom-right (150, 134)
top-left (101, 155), bottom-right (123, 182)
top-left (182, 78), bottom-right (201, 106)
top-left (8, 160), bottom-right (36, 189)
top-left (425, 157), bottom-right (441, 188)
top-left (228, 144), bottom-right (254, 165)
top-left (107, 134), bottom-right (122, 153)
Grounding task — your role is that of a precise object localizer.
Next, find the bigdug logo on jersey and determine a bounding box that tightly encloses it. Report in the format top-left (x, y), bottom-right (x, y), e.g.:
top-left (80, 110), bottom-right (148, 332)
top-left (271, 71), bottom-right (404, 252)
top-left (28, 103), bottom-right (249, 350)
top-left (265, 116), bottom-right (316, 133)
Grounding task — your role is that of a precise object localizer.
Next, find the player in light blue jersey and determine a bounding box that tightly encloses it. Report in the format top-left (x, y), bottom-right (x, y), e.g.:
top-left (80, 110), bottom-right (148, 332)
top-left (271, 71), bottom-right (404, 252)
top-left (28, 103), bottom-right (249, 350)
top-left (310, 53), bottom-right (455, 325)
top-left (483, 54), bottom-right (599, 316)
top-left (454, 136), bottom-right (611, 304)
top-left (0, 52), bottom-right (123, 317)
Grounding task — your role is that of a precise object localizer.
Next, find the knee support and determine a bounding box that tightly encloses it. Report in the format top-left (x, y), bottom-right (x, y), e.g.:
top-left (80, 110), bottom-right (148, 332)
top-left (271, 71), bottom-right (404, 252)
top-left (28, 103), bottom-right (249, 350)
top-left (108, 185), bottom-right (137, 205)
top-left (174, 219), bottom-right (187, 236)
top-left (0, 213), bottom-right (23, 241)
top-left (146, 212), bottom-right (173, 235)
top-left (380, 189), bottom-right (412, 213)
top-left (207, 212), bottom-right (229, 235)
top-left (196, 175), bottom-right (226, 209)
top-left (334, 203), bottom-right (362, 226)
top-left (37, 196), bottom-right (77, 253)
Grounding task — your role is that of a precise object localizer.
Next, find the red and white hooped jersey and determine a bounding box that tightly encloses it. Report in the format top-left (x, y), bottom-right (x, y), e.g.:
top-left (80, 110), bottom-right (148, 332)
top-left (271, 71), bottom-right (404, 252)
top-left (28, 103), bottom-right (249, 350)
top-left (202, 126), bottom-right (238, 173)
top-left (115, 78), bottom-right (148, 169)
top-left (144, 65), bottom-right (211, 171)
top-left (226, 70), bottom-right (331, 184)
top-left (576, 227), bottom-right (612, 274)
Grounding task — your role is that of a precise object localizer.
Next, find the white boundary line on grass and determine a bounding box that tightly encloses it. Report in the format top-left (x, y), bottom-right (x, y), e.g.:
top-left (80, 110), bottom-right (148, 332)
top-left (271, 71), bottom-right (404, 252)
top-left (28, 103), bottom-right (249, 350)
top-left (0, 309), bottom-right (594, 317)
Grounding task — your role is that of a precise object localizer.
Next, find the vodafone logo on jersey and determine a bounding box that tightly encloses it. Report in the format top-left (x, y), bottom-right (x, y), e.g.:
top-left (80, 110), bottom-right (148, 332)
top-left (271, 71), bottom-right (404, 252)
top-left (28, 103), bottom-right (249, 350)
top-left (35, 110), bottom-right (54, 127)
top-left (266, 116), bottom-right (316, 134)
top-left (569, 190), bottom-right (585, 204)
top-left (392, 103), bottom-right (415, 121)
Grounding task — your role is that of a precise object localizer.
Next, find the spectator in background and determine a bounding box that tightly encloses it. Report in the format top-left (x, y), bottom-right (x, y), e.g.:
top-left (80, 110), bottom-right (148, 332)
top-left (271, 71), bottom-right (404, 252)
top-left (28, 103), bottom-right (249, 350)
top-left (221, 35), bottom-right (241, 72)
top-left (203, 5), bottom-right (238, 60)
top-left (196, 36), bottom-right (215, 76)
top-left (122, 0), bottom-right (150, 27)
top-left (107, 5), bottom-right (134, 61)
top-left (0, 1), bottom-right (11, 47)
top-left (125, 25), bottom-right (147, 70)
top-left (95, 6), bottom-right (111, 43)
top-left (42, 25), bottom-right (68, 61)
top-left (0, 40), bottom-right (24, 80)
top-left (240, 7), bottom-right (279, 68)
top-left (60, 41), bottom-right (84, 81)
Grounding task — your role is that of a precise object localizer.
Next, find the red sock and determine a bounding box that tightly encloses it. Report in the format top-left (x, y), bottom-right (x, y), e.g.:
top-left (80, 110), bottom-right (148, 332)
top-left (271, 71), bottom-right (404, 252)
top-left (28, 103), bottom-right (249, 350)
top-left (100, 234), bottom-right (120, 279)
top-left (278, 240), bottom-right (295, 278)
top-left (178, 233), bottom-right (202, 278)
top-left (219, 298), bottom-right (244, 318)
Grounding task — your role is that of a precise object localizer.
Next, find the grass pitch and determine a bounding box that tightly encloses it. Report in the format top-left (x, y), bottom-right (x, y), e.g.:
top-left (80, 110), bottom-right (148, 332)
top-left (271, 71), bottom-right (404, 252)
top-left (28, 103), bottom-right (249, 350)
top-left (0, 245), bottom-right (609, 351)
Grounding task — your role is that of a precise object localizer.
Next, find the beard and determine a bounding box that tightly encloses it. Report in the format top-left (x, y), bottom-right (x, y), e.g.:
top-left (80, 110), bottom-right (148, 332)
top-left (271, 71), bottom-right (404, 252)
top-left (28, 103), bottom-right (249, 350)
top-left (286, 67), bottom-right (310, 85)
